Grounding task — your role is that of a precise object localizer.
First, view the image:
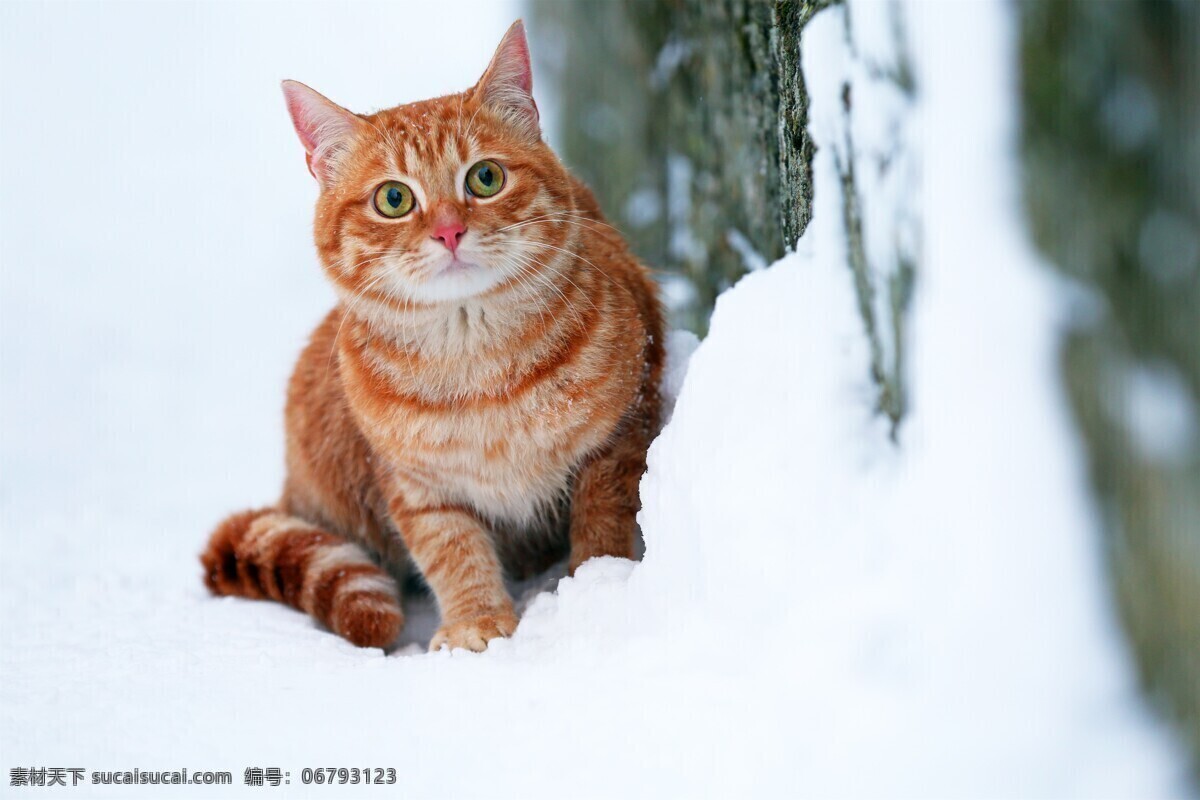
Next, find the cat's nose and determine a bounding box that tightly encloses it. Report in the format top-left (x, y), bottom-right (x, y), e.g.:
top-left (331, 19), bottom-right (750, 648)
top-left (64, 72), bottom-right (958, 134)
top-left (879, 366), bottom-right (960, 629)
top-left (431, 221), bottom-right (467, 254)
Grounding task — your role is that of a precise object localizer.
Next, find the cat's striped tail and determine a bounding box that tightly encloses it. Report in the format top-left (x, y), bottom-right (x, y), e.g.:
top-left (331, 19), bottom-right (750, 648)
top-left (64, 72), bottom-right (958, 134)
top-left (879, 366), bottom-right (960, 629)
top-left (200, 508), bottom-right (403, 648)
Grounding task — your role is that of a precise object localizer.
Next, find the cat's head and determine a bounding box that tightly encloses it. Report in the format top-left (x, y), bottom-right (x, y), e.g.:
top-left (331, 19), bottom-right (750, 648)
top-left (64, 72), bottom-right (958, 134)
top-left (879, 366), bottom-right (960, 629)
top-left (283, 21), bottom-right (575, 307)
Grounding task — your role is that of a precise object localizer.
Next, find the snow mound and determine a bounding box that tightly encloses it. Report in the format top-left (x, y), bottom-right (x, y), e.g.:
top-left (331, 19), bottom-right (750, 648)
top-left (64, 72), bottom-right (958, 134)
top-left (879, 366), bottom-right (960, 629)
top-left (631, 2), bottom-right (1189, 793)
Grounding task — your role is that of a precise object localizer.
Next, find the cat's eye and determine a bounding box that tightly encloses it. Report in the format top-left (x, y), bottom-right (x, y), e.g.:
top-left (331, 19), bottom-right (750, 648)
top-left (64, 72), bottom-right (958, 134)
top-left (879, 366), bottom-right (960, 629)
top-left (465, 160), bottom-right (505, 198)
top-left (373, 181), bottom-right (415, 218)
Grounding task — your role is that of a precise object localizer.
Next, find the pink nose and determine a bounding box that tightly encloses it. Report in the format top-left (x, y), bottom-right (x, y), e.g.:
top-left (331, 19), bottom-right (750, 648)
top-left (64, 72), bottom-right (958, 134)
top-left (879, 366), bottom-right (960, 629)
top-left (431, 221), bottom-right (467, 253)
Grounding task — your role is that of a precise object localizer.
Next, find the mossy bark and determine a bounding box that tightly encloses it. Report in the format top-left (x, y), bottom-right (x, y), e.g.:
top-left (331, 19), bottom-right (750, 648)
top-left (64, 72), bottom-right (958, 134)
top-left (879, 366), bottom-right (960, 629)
top-left (1020, 0), bottom-right (1200, 768)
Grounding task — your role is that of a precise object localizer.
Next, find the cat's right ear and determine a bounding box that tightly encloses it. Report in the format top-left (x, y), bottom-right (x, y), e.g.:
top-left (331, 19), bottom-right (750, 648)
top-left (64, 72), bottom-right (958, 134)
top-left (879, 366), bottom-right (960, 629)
top-left (475, 21), bottom-right (540, 143)
top-left (281, 80), bottom-right (363, 185)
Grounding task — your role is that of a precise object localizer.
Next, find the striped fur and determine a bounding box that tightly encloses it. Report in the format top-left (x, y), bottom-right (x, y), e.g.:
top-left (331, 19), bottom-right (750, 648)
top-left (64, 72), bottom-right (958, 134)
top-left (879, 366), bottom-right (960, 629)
top-left (201, 509), bottom-right (403, 648)
top-left (202, 21), bottom-right (664, 652)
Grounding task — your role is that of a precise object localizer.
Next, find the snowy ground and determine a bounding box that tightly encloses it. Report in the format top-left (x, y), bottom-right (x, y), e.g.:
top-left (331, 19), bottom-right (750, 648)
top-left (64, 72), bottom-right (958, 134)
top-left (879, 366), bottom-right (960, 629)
top-left (1, 1), bottom-right (1192, 797)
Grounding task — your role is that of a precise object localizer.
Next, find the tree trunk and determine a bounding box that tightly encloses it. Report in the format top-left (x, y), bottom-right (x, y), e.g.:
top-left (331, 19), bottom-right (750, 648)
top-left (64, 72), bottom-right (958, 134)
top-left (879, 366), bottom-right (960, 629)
top-left (1019, 0), bottom-right (1200, 763)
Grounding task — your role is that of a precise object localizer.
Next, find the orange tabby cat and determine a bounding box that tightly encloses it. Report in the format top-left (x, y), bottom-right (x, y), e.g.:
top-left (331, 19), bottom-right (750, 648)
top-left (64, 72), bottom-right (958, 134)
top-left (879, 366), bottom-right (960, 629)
top-left (201, 21), bottom-right (664, 652)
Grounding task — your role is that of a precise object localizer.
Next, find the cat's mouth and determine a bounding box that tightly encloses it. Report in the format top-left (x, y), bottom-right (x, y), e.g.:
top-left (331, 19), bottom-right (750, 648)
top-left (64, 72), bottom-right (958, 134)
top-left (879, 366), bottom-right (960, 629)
top-left (403, 254), bottom-right (500, 303)
top-left (438, 258), bottom-right (479, 275)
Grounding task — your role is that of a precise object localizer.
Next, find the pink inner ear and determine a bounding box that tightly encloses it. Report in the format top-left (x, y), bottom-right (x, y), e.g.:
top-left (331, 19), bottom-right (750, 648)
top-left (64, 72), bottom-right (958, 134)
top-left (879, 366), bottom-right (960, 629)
top-left (282, 84), bottom-right (324, 155)
top-left (496, 22), bottom-right (533, 95)
top-left (478, 21), bottom-right (539, 136)
top-left (281, 80), bottom-right (360, 181)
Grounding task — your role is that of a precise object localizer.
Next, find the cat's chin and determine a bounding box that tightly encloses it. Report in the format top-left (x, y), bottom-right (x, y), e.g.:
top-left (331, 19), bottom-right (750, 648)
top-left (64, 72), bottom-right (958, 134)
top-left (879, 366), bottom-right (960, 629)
top-left (406, 261), bottom-right (503, 304)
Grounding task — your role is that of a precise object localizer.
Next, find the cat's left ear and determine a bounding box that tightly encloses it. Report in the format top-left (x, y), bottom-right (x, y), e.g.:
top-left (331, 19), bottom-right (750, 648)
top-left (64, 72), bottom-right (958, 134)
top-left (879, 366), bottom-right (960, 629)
top-left (281, 80), bottom-right (364, 185)
top-left (475, 20), bottom-right (540, 142)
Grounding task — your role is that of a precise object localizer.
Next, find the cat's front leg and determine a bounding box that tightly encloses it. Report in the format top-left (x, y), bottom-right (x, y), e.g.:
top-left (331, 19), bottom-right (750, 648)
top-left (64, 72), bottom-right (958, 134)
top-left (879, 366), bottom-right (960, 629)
top-left (387, 490), bottom-right (516, 652)
top-left (568, 431), bottom-right (646, 575)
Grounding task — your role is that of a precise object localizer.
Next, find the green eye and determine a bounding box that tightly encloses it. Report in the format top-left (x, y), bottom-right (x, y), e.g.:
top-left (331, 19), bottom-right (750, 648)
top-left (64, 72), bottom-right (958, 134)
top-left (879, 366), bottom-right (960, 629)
top-left (466, 160), bottom-right (505, 198)
top-left (373, 181), bottom-right (415, 218)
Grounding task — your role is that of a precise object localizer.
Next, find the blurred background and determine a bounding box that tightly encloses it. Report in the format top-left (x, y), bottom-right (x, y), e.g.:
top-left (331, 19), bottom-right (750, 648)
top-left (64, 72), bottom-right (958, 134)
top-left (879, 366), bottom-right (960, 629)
top-left (1, 0), bottom-right (1197, 778)
top-left (527, 0), bottom-right (1200, 767)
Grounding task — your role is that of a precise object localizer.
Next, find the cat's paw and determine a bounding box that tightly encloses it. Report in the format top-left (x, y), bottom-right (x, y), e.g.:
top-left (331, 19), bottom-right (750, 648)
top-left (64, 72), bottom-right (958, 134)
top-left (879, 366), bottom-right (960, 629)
top-left (429, 609), bottom-right (518, 653)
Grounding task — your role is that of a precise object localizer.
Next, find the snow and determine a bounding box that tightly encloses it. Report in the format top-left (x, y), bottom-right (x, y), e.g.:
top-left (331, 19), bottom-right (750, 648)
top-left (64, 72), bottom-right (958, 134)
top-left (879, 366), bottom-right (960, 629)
top-left (825, 0), bottom-right (921, 425)
top-left (1113, 363), bottom-right (1198, 466)
top-left (666, 153), bottom-right (703, 264)
top-left (661, 330), bottom-right (701, 420)
top-left (0, 0), bottom-right (1191, 797)
top-left (725, 228), bottom-right (769, 273)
